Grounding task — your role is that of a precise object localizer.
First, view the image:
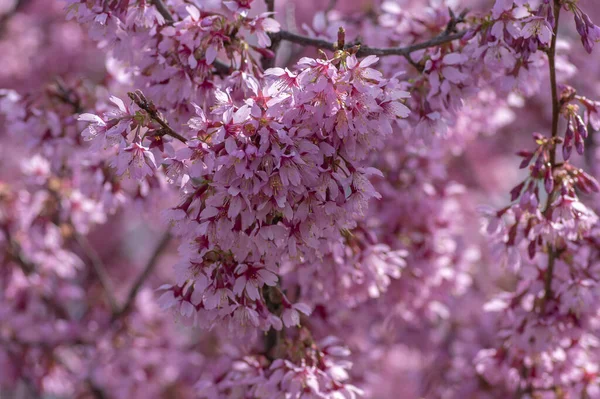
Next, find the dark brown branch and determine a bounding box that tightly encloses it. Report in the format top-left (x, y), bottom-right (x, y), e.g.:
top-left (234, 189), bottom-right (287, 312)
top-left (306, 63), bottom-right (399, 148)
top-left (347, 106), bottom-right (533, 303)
top-left (73, 232), bottom-right (119, 313)
top-left (273, 9), bottom-right (467, 61)
top-left (261, 0), bottom-right (281, 69)
top-left (113, 231), bottom-right (172, 320)
top-left (265, 0), bottom-right (275, 14)
top-left (128, 90), bottom-right (188, 143)
top-left (358, 31), bottom-right (467, 56)
top-left (151, 0), bottom-right (174, 24)
top-left (542, 0), bottom-right (562, 311)
top-left (444, 8), bottom-right (468, 36)
top-left (213, 59), bottom-right (233, 76)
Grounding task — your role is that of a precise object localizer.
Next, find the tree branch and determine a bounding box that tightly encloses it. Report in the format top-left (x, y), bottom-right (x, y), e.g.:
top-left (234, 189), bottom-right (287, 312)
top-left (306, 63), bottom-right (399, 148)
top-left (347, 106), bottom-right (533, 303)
top-left (265, 0), bottom-right (275, 14)
top-left (213, 59), bottom-right (233, 76)
top-left (151, 0), bottom-right (174, 24)
top-left (272, 11), bottom-right (467, 60)
top-left (262, 0), bottom-right (281, 69)
top-left (73, 232), bottom-right (119, 313)
top-left (542, 0), bottom-right (562, 311)
top-left (128, 91), bottom-right (188, 143)
top-left (274, 29), bottom-right (466, 56)
top-left (112, 231), bottom-right (172, 320)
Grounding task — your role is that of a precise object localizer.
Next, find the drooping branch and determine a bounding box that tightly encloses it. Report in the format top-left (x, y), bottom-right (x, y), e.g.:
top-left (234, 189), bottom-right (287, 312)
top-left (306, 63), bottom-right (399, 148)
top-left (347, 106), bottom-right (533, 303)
top-left (112, 231), bottom-right (172, 320)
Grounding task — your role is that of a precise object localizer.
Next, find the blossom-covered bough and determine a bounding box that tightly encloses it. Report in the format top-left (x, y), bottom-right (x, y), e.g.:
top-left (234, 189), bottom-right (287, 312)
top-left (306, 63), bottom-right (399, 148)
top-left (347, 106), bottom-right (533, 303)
top-left (2, 0), bottom-right (600, 397)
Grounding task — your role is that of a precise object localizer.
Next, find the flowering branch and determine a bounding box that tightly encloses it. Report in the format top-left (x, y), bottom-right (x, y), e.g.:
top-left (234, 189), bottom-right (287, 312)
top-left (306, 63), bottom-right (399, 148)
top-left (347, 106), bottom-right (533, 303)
top-left (543, 0), bottom-right (562, 308)
top-left (10, 0), bottom-right (600, 395)
top-left (127, 91), bottom-right (188, 143)
top-left (113, 231), bottom-right (172, 320)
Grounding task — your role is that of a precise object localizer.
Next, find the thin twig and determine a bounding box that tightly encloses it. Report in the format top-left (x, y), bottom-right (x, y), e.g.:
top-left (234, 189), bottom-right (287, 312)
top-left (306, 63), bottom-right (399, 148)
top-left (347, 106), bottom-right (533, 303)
top-left (74, 232), bottom-right (119, 313)
top-left (262, 0), bottom-right (281, 68)
top-left (151, 0), bottom-right (174, 24)
top-left (128, 91), bottom-right (188, 143)
top-left (113, 231), bottom-right (172, 320)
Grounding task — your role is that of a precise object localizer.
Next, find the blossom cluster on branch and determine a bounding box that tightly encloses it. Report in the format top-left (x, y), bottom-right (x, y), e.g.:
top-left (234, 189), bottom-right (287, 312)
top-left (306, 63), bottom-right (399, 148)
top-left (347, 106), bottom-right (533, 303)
top-left (3, 0), bottom-right (600, 398)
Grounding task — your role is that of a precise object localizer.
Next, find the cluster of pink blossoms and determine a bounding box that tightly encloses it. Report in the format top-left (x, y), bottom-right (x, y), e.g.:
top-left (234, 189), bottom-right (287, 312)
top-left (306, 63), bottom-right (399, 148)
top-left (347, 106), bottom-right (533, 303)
top-left (79, 51), bottom-right (411, 335)
top-left (472, 0), bottom-right (600, 396)
top-left (4, 0), bottom-right (600, 397)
